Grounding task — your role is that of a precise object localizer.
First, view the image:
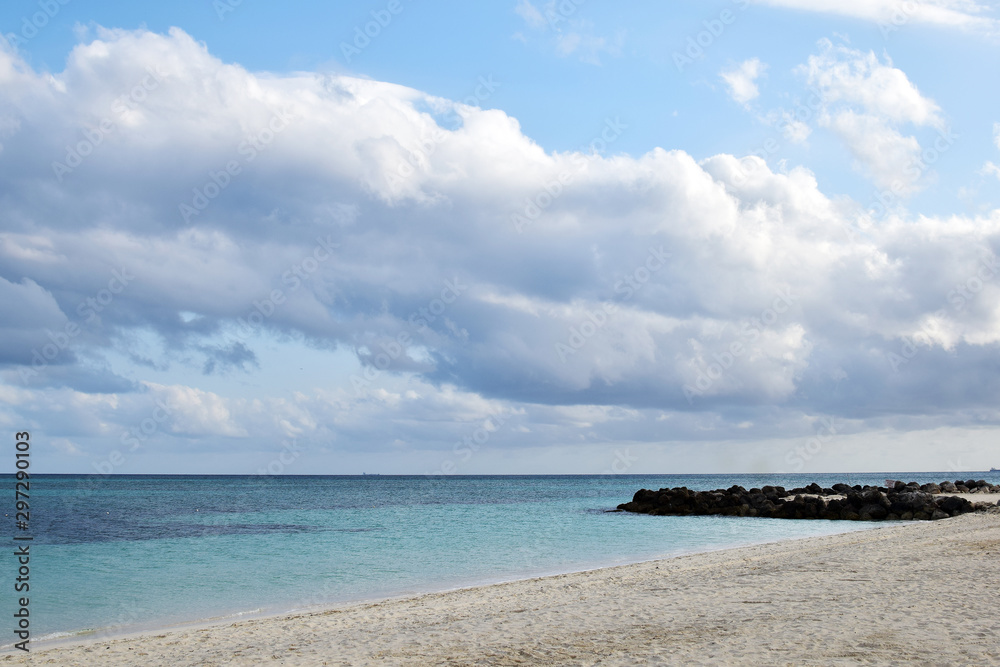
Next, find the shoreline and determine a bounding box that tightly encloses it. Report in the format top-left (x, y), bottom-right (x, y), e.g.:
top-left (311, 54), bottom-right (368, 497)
top-left (3, 516), bottom-right (882, 654)
top-left (5, 514), bottom-right (999, 665)
top-left (18, 494), bottom-right (992, 654)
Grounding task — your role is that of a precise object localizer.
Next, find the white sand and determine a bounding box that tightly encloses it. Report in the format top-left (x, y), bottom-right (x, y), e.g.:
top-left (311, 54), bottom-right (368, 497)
top-left (948, 492), bottom-right (1000, 504)
top-left (4, 513), bottom-right (1000, 666)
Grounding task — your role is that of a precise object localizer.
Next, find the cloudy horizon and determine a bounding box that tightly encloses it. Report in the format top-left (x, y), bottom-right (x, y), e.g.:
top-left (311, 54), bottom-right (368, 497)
top-left (1, 1), bottom-right (999, 475)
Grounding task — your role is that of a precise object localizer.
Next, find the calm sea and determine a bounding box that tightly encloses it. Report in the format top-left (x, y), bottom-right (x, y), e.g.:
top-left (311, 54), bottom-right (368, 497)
top-left (5, 472), bottom-right (998, 647)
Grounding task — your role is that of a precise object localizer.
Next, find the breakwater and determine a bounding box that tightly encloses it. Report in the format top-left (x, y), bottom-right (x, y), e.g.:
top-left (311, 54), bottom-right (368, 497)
top-left (617, 479), bottom-right (1000, 521)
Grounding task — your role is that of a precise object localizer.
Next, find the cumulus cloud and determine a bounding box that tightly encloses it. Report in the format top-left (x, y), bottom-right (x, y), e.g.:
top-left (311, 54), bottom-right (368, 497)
top-left (721, 58), bottom-right (767, 106)
top-left (802, 42), bottom-right (941, 126)
top-left (799, 40), bottom-right (946, 194)
top-left (1, 28), bottom-right (999, 469)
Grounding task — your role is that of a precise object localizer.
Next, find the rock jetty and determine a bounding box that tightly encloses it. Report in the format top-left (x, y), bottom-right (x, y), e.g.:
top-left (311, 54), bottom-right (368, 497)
top-left (616, 479), bottom-right (1000, 521)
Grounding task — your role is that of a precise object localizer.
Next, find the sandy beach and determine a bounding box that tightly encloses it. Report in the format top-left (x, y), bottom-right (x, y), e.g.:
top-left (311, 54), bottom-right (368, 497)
top-left (4, 512), bottom-right (999, 666)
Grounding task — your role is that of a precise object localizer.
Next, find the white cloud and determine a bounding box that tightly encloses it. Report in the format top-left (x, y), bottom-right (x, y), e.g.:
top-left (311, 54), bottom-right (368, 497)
top-left (555, 29), bottom-right (625, 65)
top-left (826, 110), bottom-right (924, 192)
top-left (721, 58), bottom-right (767, 106)
top-left (514, 0), bottom-right (547, 29)
top-left (800, 40), bottom-right (945, 193)
top-left (1, 28), bottom-right (1000, 470)
top-left (513, 2), bottom-right (624, 65)
top-left (781, 114), bottom-right (812, 143)
top-left (749, 0), bottom-right (1000, 34)
top-left (802, 41), bottom-right (942, 127)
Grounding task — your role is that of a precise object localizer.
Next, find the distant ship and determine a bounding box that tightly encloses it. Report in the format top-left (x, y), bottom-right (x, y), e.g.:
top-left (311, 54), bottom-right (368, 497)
top-left (992, 467), bottom-right (999, 473)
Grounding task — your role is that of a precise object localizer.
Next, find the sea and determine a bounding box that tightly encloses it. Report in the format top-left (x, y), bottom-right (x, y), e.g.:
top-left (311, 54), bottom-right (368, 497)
top-left (5, 472), bottom-right (999, 648)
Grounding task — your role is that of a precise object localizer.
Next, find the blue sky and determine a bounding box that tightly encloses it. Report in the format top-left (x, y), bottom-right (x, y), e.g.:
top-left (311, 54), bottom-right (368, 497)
top-left (1, 0), bottom-right (999, 474)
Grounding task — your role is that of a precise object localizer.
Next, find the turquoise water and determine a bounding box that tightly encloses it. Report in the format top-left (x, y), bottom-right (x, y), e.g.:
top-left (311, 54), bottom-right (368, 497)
top-left (6, 472), bottom-right (998, 646)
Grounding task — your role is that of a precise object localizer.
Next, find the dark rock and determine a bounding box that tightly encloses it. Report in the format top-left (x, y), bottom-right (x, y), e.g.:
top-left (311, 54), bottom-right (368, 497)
top-left (861, 488), bottom-right (890, 507)
top-left (889, 491), bottom-right (932, 514)
top-left (858, 504), bottom-right (888, 521)
top-left (936, 495), bottom-right (973, 515)
top-left (616, 479), bottom-right (998, 523)
top-left (930, 509), bottom-right (949, 521)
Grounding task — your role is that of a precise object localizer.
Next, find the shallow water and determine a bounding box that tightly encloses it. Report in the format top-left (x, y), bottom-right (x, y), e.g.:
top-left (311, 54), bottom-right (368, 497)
top-left (7, 472), bottom-right (997, 644)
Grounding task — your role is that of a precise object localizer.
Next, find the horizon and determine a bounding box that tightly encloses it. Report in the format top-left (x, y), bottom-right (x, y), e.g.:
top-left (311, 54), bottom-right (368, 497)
top-left (6, 470), bottom-right (1000, 478)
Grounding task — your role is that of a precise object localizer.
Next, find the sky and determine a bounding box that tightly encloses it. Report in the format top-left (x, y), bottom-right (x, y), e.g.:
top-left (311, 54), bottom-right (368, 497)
top-left (1, 0), bottom-right (999, 475)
